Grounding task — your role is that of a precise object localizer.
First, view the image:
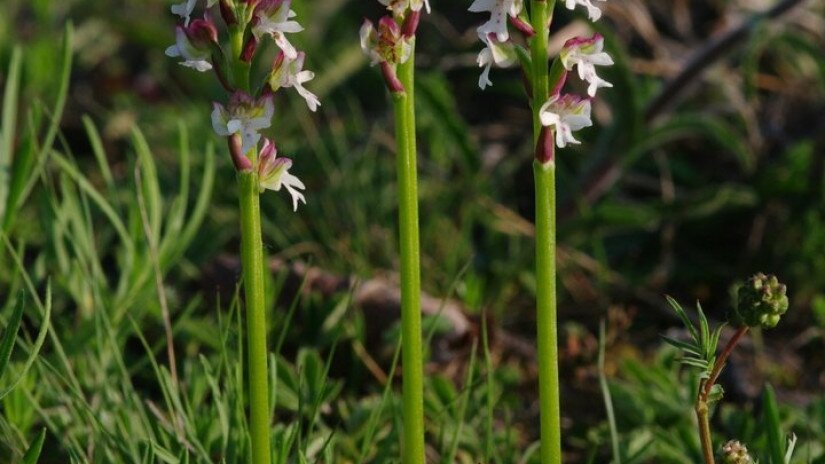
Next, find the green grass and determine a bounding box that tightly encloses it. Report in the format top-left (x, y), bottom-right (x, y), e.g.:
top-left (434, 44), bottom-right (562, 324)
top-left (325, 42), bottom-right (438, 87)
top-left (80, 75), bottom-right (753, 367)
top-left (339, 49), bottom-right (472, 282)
top-left (0, 0), bottom-right (824, 462)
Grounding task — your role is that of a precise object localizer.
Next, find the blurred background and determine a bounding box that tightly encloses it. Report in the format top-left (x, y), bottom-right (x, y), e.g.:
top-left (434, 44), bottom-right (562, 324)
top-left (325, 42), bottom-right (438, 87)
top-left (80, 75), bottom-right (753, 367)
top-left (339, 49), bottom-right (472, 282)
top-left (1, 0), bottom-right (824, 462)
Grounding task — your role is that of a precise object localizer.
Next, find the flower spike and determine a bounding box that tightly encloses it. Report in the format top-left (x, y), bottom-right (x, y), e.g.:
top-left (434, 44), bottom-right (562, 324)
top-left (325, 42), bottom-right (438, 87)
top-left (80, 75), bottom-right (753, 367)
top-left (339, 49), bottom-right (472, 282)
top-left (258, 138), bottom-right (306, 211)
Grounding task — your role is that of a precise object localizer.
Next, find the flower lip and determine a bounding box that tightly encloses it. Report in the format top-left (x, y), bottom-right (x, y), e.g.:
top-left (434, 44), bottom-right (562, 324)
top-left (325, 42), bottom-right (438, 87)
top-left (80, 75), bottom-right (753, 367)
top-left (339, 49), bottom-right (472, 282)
top-left (257, 138), bottom-right (306, 211)
top-left (475, 33), bottom-right (517, 90)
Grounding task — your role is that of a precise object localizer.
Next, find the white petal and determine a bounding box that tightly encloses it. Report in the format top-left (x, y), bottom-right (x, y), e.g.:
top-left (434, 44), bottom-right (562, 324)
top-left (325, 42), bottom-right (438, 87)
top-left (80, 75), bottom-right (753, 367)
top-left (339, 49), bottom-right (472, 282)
top-left (171, 0), bottom-right (197, 25)
top-left (240, 129), bottom-right (261, 155)
top-left (211, 105), bottom-right (230, 136)
top-left (165, 45), bottom-right (182, 58)
top-left (477, 48), bottom-right (494, 90)
top-left (181, 59), bottom-right (213, 72)
top-left (588, 52), bottom-right (614, 66)
top-left (262, 97), bottom-right (275, 121)
top-left (273, 34), bottom-right (299, 60)
top-left (295, 70), bottom-right (315, 85)
top-left (295, 84), bottom-right (320, 112)
top-left (469, 0), bottom-right (496, 12)
top-left (279, 19), bottom-right (304, 34)
top-left (281, 173), bottom-right (306, 211)
top-left (564, 114), bottom-right (593, 131)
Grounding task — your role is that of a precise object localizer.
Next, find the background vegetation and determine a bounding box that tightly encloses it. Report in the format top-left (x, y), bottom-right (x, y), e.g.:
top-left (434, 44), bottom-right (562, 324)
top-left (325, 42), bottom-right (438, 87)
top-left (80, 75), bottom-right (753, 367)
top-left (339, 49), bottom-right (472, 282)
top-left (0, 0), bottom-right (824, 462)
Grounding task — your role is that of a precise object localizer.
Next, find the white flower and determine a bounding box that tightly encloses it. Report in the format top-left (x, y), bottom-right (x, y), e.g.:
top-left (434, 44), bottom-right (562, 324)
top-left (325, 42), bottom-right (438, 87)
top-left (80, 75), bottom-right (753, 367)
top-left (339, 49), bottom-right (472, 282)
top-left (252, 0), bottom-right (304, 60)
top-left (469, 0), bottom-right (523, 42)
top-left (564, 0), bottom-right (606, 21)
top-left (476, 33), bottom-right (516, 90)
top-left (171, 0), bottom-right (217, 26)
top-left (268, 51), bottom-right (320, 112)
top-left (379, 0), bottom-right (431, 15)
top-left (539, 93), bottom-right (593, 148)
top-left (165, 21), bottom-right (217, 72)
top-left (359, 17), bottom-right (412, 66)
top-left (211, 92), bottom-right (275, 155)
top-left (258, 139), bottom-right (306, 211)
top-left (171, 0), bottom-right (198, 25)
top-left (560, 34), bottom-right (613, 97)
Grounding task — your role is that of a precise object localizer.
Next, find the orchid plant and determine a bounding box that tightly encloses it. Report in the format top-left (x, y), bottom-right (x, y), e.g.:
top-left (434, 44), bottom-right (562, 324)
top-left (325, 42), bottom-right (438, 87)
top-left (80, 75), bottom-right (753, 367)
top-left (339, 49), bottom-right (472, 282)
top-left (360, 2), bottom-right (429, 463)
top-left (166, 1), bottom-right (318, 463)
top-left (468, 0), bottom-right (613, 462)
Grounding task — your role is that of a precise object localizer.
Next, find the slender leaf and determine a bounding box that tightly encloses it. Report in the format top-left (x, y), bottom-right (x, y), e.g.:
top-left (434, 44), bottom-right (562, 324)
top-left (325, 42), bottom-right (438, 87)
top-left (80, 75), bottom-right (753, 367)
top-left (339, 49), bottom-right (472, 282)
top-left (763, 383), bottom-right (786, 464)
top-left (0, 291), bottom-right (25, 380)
top-left (21, 428), bottom-right (47, 464)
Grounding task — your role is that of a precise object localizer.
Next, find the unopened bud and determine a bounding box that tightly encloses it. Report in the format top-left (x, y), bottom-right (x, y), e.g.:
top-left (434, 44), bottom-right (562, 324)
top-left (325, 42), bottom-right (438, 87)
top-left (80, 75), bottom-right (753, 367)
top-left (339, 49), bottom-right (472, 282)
top-left (720, 440), bottom-right (753, 464)
top-left (730, 273), bottom-right (789, 329)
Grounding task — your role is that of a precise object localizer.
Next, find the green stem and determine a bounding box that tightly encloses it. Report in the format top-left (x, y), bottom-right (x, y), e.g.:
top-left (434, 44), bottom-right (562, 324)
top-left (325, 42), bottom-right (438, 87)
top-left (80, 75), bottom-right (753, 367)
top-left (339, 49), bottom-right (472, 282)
top-left (393, 44), bottom-right (425, 464)
top-left (531, 1), bottom-right (562, 463)
top-left (530, 0), bottom-right (550, 144)
top-left (239, 172), bottom-right (271, 464)
top-left (534, 160), bottom-right (560, 464)
top-left (695, 399), bottom-right (715, 464)
top-left (229, 25), bottom-right (251, 92)
top-left (695, 326), bottom-right (748, 464)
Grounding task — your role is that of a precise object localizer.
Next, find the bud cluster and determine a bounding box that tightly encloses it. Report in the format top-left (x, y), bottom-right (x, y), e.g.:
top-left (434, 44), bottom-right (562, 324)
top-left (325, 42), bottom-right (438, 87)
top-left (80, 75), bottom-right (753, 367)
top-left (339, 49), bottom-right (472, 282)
top-left (720, 440), bottom-right (753, 464)
top-left (166, 0), bottom-right (319, 211)
top-left (731, 273), bottom-right (789, 329)
top-left (359, 0), bottom-right (429, 93)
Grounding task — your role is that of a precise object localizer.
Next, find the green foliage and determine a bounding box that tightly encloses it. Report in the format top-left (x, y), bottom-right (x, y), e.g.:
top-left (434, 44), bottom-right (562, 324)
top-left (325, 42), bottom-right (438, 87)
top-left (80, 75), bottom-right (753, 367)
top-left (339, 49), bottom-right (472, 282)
top-left (661, 297), bottom-right (725, 402)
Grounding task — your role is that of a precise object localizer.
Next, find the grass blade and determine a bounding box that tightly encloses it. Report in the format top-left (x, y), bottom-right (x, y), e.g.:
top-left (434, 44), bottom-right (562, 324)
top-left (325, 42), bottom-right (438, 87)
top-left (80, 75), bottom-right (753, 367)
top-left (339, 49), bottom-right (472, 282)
top-left (0, 280), bottom-right (52, 400)
top-left (21, 428), bottom-right (47, 464)
top-left (763, 383), bottom-right (786, 464)
top-left (0, 291), bottom-right (25, 380)
top-left (599, 321), bottom-right (622, 464)
top-left (0, 46), bottom-right (23, 222)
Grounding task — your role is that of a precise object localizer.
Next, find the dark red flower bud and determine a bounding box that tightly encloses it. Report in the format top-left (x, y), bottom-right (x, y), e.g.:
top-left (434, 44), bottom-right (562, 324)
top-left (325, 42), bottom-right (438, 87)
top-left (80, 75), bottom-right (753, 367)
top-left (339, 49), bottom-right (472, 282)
top-left (241, 35), bottom-right (258, 62)
top-left (535, 125), bottom-right (555, 165)
top-left (381, 61), bottom-right (405, 93)
top-left (509, 15), bottom-right (534, 38)
top-left (402, 10), bottom-right (420, 38)
top-left (219, 0), bottom-right (237, 25)
top-left (228, 134), bottom-right (253, 171)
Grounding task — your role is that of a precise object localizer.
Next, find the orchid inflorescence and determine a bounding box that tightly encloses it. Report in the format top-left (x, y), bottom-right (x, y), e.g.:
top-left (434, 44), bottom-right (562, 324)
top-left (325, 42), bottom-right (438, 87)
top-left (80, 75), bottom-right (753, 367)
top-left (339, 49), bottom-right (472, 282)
top-left (359, 0), bottom-right (430, 93)
top-left (166, 0), bottom-right (318, 211)
top-left (469, 0), bottom-right (614, 154)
